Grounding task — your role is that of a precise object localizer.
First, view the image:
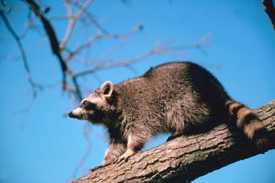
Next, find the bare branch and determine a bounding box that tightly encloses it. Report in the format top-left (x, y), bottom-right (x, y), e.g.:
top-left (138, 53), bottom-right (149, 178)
top-left (263, 0), bottom-right (275, 29)
top-left (65, 27), bottom-right (142, 62)
top-left (60, 0), bottom-right (73, 50)
top-left (72, 43), bottom-right (182, 79)
top-left (0, 10), bottom-right (41, 97)
top-left (19, 8), bottom-right (32, 39)
top-left (65, 34), bottom-right (105, 61)
top-left (48, 15), bottom-right (75, 21)
top-left (71, 75), bottom-right (83, 100)
top-left (25, 0), bottom-right (69, 90)
top-left (60, 0), bottom-right (94, 50)
top-left (72, 0), bottom-right (108, 34)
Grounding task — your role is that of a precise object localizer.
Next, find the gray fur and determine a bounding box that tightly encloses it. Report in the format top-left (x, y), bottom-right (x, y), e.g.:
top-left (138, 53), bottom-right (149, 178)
top-left (68, 61), bottom-right (264, 164)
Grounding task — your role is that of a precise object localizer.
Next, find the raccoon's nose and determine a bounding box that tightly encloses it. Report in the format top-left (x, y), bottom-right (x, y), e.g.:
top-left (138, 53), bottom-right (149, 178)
top-left (67, 107), bottom-right (84, 119)
top-left (68, 111), bottom-right (74, 118)
top-left (67, 111), bottom-right (80, 119)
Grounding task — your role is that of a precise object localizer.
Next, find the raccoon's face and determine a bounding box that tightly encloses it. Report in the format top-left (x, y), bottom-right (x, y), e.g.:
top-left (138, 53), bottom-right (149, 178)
top-left (68, 81), bottom-right (115, 123)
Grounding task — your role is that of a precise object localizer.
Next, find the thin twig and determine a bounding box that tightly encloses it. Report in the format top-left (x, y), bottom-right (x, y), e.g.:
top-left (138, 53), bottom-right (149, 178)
top-left (64, 23), bottom-right (144, 64)
top-left (65, 34), bottom-right (104, 61)
top-left (65, 30), bottom-right (138, 62)
top-left (67, 43), bottom-right (180, 99)
top-left (48, 15), bottom-right (75, 21)
top-left (71, 75), bottom-right (83, 100)
top-left (72, 0), bottom-right (108, 34)
top-left (70, 35), bottom-right (209, 87)
top-left (60, 0), bottom-right (94, 50)
top-left (19, 8), bottom-right (33, 39)
top-left (72, 43), bottom-right (181, 79)
top-left (0, 10), bottom-right (41, 97)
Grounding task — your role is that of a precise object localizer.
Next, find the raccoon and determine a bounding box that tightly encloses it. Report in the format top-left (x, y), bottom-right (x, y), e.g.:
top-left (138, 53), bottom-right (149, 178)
top-left (68, 61), bottom-right (266, 165)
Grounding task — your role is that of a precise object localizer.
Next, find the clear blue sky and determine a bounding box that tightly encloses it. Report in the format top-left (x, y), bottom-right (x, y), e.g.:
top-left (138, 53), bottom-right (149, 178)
top-left (0, 1), bottom-right (274, 183)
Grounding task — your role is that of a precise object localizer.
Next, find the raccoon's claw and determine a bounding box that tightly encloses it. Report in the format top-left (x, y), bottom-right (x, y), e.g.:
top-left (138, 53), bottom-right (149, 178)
top-left (117, 149), bottom-right (136, 162)
top-left (101, 159), bottom-right (113, 166)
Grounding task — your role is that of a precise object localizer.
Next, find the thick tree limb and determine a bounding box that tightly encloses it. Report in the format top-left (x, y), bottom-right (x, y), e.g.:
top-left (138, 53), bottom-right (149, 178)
top-left (74, 100), bottom-right (275, 183)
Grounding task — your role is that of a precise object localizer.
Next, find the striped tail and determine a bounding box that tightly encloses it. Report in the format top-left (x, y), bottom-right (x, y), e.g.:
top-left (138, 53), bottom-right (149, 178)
top-left (225, 100), bottom-right (266, 141)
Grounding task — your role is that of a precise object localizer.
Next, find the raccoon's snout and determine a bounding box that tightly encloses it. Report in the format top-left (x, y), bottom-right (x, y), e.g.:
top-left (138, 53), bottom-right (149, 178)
top-left (68, 111), bottom-right (78, 119)
top-left (68, 107), bottom-right (85, 119)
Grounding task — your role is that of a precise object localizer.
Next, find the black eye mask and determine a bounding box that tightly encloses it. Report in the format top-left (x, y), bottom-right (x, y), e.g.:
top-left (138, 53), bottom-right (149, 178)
top-left (81, 101), bottom-right (97, 110)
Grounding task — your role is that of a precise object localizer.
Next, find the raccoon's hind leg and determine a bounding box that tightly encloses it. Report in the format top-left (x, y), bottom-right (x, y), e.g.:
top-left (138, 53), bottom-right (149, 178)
top-left (166, 99), bottom-right (212, 141)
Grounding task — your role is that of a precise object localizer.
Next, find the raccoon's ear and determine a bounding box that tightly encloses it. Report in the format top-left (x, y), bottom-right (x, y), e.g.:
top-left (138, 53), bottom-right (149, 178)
top-left (100, 81), bottom-right (113, 98)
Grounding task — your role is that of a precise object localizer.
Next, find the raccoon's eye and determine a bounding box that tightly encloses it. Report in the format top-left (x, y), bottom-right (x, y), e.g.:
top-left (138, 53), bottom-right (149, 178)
top-left (81, 100), bottom-right (97, 110)
top-left (81, 100), bottom-right (89, 107)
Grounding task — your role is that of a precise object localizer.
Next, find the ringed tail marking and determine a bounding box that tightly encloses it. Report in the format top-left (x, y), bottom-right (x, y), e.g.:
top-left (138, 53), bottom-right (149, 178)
top-left (225, 100), bottom-right (265, 140)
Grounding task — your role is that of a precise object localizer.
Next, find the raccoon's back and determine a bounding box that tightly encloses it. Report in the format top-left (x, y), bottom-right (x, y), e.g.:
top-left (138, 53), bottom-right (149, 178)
top-left (143, 61), bottom-right (230, 107)
top-left (115, 61), bottom-right (230, 124)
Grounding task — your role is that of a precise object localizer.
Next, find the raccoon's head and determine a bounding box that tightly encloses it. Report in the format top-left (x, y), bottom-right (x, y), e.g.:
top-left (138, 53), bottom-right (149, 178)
top-left (68, 81), bottom-right (116, 123)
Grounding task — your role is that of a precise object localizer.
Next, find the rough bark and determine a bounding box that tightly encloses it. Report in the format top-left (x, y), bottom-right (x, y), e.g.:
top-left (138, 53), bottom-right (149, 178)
top-left (74, 100), bottom-right (275, 183)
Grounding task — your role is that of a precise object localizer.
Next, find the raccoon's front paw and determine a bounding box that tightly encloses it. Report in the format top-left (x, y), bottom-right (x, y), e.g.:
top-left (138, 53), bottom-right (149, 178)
top-left (102, 154), bottom-right (117, 166)
top-left (101, 159), bottom-right (113, 166)
top-left (117, 149), bottom-right (136, 162)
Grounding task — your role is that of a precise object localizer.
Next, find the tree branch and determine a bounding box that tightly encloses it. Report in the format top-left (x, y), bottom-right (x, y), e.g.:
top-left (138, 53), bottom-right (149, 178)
top-left (25, 0), bottom-right (69, 89)
top-left (72, 43), bottom-right (183, 79)
top-left (74, 100), bottom-right (275, 183)
top-left (65, 25), bottom-right (143, 62)
top-left (71, 0), bottom-right (108, 34)
top-left (60, 0), bottom-right (94, 50)
top-left (0, 10), bottom-right (41, 97)
top-left (263, 0), bottom-right (275, 29)
top-left (65, 33), bottom-right (124, 62)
